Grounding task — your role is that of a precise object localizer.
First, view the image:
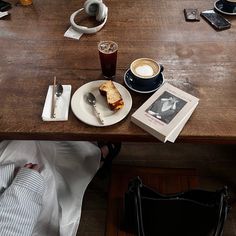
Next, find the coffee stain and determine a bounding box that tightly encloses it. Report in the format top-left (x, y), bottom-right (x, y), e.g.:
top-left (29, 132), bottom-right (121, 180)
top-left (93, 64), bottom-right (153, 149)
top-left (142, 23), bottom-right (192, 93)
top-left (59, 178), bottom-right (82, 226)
top-left (176, 47), bottom-right (193, 59)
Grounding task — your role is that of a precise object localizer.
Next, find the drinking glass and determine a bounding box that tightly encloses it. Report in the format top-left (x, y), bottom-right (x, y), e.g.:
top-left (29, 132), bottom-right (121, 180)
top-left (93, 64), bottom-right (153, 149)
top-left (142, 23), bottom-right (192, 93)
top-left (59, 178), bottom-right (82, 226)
top-left (98, 41), bottom-right (118, 79)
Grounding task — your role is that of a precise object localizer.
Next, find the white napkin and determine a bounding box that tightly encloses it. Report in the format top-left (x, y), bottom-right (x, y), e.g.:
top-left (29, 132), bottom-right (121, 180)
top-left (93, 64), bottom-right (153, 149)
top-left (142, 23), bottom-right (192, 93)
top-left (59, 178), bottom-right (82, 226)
top-left (42, 85), bottom-right (72, 121)
top-left (64, 26), bottom-right (83, 41)
top-left (0, 11), bottom-right (9, 19)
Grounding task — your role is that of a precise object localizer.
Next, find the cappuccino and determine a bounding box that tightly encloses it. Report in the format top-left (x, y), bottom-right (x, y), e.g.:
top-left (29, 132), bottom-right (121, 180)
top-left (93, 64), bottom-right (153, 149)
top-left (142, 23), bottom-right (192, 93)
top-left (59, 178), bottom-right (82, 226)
top-left (131, 58), bottom-right (160, 79)
top-left (130, 58), bottom-right (164, 87)
top-left (135, 65), bottom-right (154, 77)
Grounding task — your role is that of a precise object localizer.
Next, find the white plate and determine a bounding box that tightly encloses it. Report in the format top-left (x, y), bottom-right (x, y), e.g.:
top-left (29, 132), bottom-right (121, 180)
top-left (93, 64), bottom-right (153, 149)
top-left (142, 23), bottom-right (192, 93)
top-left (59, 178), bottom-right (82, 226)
top-left (71, 80), bottom-right (132, 127)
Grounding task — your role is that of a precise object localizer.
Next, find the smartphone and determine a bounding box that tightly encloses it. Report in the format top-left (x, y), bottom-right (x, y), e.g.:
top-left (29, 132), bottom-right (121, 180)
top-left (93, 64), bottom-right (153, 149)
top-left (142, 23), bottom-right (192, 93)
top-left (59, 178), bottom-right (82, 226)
top-left (0, 0), bottom-right (11, 11)
top-left (201, 10), bottom-right (231, 30)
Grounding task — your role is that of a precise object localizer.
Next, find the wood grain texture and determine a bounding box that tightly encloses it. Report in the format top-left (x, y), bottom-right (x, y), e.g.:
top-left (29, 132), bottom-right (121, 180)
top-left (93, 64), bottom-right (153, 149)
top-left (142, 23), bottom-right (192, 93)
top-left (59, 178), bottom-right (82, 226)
top-left (0, 0), bottom-right (235, 142)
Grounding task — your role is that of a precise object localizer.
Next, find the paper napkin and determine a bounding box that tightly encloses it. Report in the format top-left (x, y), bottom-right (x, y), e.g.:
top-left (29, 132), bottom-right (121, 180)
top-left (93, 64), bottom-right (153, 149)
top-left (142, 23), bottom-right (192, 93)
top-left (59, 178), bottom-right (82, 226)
top-left (64, 26), bottom-right (83, 41)
top-left (0, 11), bottom-right (9, 19)
top-left (42, 85), bottom-right (72, 121)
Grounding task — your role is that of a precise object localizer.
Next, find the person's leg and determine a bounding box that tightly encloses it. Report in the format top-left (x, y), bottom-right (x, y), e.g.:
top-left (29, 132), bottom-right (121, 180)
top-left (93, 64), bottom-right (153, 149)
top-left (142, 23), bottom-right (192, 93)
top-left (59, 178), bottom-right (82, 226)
top-left (45, 141), bottom-right (101, 236)
top-left (97, 142), bottom-right (122, 177)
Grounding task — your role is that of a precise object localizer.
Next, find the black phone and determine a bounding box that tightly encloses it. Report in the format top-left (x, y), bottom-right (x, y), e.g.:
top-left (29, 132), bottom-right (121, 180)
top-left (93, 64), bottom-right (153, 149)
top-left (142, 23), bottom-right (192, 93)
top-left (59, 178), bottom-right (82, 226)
top-left (200, 10), bottom-right (231, 30)
top-left (0, 0), bottom-right (11, 11)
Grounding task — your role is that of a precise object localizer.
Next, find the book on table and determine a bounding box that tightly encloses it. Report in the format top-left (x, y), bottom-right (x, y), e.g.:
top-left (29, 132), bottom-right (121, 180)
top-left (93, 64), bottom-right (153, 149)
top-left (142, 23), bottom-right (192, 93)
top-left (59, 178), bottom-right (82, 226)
top-left (131, 82), bottom-right (199, 143)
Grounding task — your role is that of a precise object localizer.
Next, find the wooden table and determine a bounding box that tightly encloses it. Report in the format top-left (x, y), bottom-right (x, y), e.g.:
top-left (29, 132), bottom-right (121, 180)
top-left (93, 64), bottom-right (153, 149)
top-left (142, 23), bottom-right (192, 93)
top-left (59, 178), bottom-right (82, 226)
top-left (0, 0), bottom-right (235, 143)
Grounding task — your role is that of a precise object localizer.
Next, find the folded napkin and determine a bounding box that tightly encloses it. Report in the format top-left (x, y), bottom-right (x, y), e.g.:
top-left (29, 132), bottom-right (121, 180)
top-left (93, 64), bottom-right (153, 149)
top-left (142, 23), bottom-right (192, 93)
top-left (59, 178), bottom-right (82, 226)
top-left (64, 26), bottom-right (83, 41)
top-left (42, 85), bottom-right (72, 121)
top-left (0, 11), bottom-right (9, 19)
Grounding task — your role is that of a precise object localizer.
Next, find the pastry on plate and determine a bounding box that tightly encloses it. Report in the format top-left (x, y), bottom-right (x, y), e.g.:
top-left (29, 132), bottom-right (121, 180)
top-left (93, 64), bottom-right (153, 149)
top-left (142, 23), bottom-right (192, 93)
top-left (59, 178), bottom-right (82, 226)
top-left (99, 80), bottom-right (124, 110)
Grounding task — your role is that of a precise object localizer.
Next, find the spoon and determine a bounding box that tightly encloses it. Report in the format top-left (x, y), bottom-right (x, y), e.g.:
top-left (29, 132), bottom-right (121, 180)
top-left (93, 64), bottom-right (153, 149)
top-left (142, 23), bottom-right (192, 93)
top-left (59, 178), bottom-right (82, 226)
top-left (53, 84), bottom-right (63, 118)
top-left (56, 84), bottom-right (63, 98)
top-left (86, 92), bottom-right (104, 125)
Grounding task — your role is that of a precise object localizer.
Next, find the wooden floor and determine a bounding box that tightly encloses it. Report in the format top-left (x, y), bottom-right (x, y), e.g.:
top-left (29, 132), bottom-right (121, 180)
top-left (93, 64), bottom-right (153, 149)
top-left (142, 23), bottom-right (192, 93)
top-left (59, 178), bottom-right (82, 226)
top-left (77, 143), bottom-right (236, 236)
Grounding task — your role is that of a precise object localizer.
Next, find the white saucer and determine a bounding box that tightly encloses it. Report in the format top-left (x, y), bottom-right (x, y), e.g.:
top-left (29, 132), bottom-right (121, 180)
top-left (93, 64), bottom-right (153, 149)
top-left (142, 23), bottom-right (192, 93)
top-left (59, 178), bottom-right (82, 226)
top-left (124, 69), bottom-right (164, 94)
top-left (214, 0), bottom-right (236, 15)
top-left (71, 80), bottom-right (132, 127)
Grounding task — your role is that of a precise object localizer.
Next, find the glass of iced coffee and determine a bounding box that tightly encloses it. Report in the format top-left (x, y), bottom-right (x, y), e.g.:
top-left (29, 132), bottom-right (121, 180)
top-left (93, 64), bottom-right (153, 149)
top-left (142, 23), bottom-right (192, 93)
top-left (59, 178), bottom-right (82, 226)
top-left (98, 41), bottom-right (118, 79)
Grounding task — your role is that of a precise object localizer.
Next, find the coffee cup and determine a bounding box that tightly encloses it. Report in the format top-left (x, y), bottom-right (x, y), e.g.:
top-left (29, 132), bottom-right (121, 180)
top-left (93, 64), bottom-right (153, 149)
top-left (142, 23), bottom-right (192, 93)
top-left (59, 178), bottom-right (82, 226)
top-left (221, 0), bottom-right (236, 12)
top-left (130, 58), bottom-right (164, 87)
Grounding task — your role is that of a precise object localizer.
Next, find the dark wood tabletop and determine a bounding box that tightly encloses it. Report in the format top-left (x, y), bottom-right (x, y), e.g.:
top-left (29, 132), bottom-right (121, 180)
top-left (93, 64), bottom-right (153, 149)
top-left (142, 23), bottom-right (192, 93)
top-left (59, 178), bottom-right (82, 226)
top-left (0, 0), bottom-right (235, 143)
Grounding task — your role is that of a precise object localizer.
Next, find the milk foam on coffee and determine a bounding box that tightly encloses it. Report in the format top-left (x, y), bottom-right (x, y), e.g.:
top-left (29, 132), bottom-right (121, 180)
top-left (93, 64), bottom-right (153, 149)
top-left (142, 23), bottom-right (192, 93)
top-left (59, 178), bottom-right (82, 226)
top-left (135, 65), bottom-right (154, 77)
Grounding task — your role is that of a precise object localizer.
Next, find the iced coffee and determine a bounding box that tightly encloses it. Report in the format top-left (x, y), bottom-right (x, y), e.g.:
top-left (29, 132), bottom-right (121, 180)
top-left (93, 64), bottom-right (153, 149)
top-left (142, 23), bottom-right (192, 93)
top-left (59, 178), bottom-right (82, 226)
top-left (98, 41), bottom-right (118, 79)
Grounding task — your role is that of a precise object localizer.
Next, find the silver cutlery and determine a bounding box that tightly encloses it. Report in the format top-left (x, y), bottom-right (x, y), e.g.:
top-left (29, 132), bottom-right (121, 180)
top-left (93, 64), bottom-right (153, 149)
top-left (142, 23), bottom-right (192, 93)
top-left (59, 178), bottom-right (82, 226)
top-left (51, 76), bottom-right (57, 118)
top-left (53, 84), bottom-right (64, 118)
top-left (51, 75), bottom-right (63, 119)
top-left (56, 84), bottom-right (63, 99)
top-left (86, 92), bottom-right (104, 125)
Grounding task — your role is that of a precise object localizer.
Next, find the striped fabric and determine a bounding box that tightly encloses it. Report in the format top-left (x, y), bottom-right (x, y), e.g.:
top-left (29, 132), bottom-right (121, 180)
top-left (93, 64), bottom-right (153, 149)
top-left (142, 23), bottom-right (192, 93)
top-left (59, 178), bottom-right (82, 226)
top-left (0, 163), bottom-right (15, 194)
top-left (0, 167), bottom-right (45, 236)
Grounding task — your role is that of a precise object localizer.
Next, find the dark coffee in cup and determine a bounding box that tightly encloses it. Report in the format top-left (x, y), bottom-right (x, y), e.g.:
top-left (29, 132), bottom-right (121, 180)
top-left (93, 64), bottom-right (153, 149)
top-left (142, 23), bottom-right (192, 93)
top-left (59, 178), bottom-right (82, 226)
top-left (130, 58), bottom-right (163, 87)
top-left (222, 0), bottom-right (236, 12)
